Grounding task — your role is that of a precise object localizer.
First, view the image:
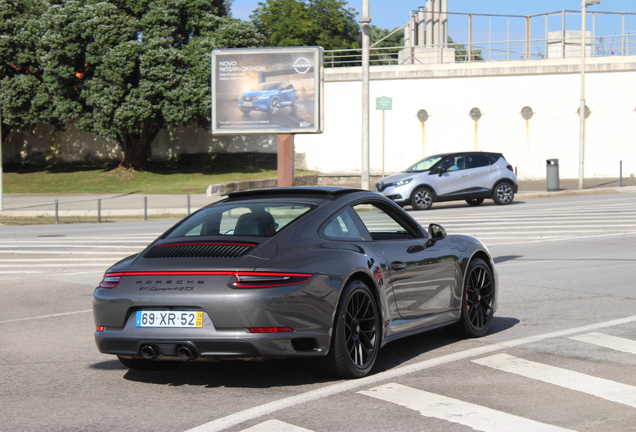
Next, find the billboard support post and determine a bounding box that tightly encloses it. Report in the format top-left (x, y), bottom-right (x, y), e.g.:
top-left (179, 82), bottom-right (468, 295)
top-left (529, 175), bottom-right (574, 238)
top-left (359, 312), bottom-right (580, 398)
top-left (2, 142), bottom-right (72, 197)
top-left (277, 134), bottom-right (294, 187)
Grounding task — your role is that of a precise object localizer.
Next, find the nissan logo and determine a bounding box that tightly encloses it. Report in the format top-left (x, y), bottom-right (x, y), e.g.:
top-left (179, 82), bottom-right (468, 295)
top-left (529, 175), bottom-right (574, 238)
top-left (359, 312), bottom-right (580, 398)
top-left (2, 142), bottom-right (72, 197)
top-left (293, 57), bottom-right (312, 74)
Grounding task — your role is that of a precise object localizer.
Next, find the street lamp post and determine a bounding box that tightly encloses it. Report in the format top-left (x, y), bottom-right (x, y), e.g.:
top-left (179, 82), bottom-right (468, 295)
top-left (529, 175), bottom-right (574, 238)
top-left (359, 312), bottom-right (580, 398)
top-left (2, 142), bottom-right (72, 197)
top-left (360, 0), bottom-right (371, 190)
top-left (579, 0), bottom-right (600, 190)
top-left (0, 34), bottom-right (8, 211)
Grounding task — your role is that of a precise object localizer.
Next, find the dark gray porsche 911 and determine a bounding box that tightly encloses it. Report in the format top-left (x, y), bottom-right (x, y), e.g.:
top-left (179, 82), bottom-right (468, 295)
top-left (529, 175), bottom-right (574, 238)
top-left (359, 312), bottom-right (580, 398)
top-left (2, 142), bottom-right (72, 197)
top-left (93, 187), bottom-right (497, 378)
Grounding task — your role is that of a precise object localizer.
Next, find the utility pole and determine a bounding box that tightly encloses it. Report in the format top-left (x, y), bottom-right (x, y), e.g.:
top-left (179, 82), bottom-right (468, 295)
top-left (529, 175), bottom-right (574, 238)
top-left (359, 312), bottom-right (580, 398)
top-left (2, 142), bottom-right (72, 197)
top-left (360, 1), bottom-right (371, 190)
top-left (579, 0), bottom-right (600, 190)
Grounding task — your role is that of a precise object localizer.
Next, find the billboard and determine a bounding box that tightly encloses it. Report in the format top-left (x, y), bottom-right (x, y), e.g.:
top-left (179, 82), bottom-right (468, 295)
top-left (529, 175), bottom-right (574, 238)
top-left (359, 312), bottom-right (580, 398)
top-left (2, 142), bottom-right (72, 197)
top-left (211, 47), bottom-right (324, 135)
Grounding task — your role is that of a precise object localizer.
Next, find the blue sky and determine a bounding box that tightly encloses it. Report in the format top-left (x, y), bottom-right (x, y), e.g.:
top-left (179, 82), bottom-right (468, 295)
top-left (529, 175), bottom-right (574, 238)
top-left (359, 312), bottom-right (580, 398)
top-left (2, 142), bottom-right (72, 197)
top-left (230, 1), bottom-right (636, 50)
top-left (231, 1), bottom-right (636, 30)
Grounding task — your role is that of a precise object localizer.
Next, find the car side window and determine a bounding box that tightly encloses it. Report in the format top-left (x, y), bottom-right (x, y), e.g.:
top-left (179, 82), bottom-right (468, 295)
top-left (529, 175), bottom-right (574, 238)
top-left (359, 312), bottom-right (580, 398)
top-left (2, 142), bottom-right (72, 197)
top-left (320, 207), bottom-right (368, 240)
top-left (440, 155), bottom-right (466, 172)
top-left (468, 154), bottom-right (492, 169)
top-left (352, 203), bottom-right (416, 241)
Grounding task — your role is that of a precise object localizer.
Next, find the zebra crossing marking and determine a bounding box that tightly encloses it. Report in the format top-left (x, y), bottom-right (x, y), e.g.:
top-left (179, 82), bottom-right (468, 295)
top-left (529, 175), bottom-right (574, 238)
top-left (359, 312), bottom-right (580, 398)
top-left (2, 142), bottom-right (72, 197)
top-left (359, 383), bottom-right (575, 432)
top-left (570, 332), bottom-right (636, 355)
top-left (473, 353), bottom-right (636, 408)
top-left (240, 420), bottom-right (314, 432)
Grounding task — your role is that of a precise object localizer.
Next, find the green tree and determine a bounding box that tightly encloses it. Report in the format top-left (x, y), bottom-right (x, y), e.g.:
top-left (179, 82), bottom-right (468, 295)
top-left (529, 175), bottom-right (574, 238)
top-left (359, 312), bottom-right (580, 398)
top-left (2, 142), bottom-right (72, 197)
top-left (448, 35), bottom-right (484, 62)
top-left (369, 25), bottom-right (404, 66)
top-left (0, 0), bottom-right (45, 142)
top-left (251, 0), bottom-right (359, 50)
top-left (32, 0), bottom-right (263, 170)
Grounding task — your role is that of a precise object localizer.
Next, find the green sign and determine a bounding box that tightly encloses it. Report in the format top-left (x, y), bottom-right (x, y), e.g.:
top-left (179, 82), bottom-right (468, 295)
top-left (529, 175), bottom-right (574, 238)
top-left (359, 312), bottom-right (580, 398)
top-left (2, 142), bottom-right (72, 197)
top-left (376, 96), bottom-right (392, 110)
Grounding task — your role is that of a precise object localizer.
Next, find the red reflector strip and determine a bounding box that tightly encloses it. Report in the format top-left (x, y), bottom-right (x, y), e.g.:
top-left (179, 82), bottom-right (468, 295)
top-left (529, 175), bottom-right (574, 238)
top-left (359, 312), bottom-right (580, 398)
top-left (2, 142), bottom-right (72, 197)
top-left (248, 327), bottom-right (294, 333)
top-left (96, 326), bottom-right (105, 332)
top-left (232, 272), bottom-right (312, 288)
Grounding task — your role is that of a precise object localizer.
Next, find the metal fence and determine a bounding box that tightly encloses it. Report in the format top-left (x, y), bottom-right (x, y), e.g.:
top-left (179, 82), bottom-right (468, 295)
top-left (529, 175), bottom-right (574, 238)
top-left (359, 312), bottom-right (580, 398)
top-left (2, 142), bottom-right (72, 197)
top-left (325, 10), bottom-right (636, 67)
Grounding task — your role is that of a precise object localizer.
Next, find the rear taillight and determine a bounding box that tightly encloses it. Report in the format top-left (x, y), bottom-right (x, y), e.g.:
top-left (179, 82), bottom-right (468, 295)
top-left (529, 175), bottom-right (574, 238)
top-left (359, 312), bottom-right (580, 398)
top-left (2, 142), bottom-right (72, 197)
top-left (232, 272), bottom-right (312, 288)
top-left (99, 272), bottom-right (123, 289)
top-left (506, 164), bottom-right (514, 172)
top-left (95, 326), bottom-right (105, 332)
top-left (248, 327), bottom-right (294, 333)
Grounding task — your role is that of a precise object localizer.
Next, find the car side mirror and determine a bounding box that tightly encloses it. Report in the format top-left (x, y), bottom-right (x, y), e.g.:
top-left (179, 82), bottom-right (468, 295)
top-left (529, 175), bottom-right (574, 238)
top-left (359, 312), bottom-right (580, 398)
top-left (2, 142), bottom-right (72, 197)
top-left (426, 223), bottom-right (447, 247)
top-left (438, 167), bottom-right (447, 177)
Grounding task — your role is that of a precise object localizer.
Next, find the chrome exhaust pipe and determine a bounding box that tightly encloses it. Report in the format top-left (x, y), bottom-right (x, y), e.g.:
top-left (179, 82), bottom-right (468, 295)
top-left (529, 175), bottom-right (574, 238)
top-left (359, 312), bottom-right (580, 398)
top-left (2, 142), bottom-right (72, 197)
top-left (140, 345), bottom-right (157, 360)
top-left (177, 345), bottom-right (196, 361)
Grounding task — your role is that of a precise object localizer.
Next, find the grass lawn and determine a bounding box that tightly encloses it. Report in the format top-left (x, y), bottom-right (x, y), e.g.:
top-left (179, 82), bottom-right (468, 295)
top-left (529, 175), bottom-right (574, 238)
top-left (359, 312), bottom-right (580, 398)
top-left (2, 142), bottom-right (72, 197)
top-left (3, 163), bottom-right (315, 194)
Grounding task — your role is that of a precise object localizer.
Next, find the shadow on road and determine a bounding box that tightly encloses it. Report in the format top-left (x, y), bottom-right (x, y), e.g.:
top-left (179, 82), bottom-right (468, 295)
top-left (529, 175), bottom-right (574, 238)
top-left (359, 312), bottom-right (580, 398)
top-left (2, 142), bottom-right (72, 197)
top-left (113, 316), bottom-right (519, 388)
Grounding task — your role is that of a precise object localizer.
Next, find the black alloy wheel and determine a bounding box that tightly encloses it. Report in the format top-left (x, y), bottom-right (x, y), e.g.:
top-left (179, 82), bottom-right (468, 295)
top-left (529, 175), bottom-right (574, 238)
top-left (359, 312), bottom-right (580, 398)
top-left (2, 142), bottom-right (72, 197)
top-left (269, 98), bottom-right (281, 115)
top-left (449, 258), bottom-right (494, 338)
top-left (492, 182), bottom-right (514, 205)
top-left (117, 356), bottom-right (180, 371)
top-left (319, 280), bottom-right (380, 378)
top-left (411, 187), bottom-right (434, 210)
top-left (291, 97), bottom-right (299, 112)
top-left (466, 198), bottom-right (484, 206)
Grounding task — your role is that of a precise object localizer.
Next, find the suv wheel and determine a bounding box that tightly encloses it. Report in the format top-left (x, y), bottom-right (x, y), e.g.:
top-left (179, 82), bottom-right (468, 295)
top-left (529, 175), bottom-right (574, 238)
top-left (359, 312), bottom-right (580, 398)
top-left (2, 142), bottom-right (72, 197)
top-left (493, 182), bottom-right (514, 205)
top-left (411, 187), bottom-right (434, 210)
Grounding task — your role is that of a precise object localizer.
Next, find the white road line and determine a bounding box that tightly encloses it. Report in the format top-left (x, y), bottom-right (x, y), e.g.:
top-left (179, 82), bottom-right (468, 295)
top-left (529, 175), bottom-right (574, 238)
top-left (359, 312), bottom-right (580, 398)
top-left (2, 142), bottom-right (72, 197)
top-left (486, 231), bottom-right (636, 246)
top-left (472, 354), bottom-right (636, 408)
top-left (0, 251), bottom-right (129, 255)
top-left (240, 420), bottom-right (314, 432)
top-left (0, 271), bottom-right (42, 275)
top-left (0, 245), bottom-right (142, 249)
top-left (570, 332), bottom-right (636, 355)
top-left (0, 258), bottom-right (118, 262)
top-left (7, 240), bottom-right (151, 244)
top-left (0, 309), bottom-right (92, 325)
top-left (184, 314), bottom-right (636, 432)
top-left (358, 383), bottom-right (574, 432)
top-left (0, 263), bottom-right (110, 268)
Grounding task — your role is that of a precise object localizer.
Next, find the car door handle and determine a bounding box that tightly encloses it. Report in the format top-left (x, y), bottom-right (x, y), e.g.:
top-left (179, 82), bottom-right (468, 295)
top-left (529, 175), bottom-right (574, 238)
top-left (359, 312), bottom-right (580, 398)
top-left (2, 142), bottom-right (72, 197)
top-left (390, 261), bottom-right (406, 271)
top-left (460, 174), bottom-right (469, 177)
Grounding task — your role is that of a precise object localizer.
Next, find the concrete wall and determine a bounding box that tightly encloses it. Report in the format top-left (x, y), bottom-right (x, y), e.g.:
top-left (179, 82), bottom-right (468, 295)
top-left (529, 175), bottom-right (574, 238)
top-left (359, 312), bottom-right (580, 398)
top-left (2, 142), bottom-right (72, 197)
top-left (3, 56), bottom-right (635, 180)
top-left (295, 55), bottom-right (636, 180)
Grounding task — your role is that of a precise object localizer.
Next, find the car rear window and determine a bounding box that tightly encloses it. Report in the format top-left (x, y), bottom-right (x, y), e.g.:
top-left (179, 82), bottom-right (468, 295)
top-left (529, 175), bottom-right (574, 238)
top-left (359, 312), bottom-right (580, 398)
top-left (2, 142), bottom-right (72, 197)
top-left (166, 202), bottom-right (316, 238)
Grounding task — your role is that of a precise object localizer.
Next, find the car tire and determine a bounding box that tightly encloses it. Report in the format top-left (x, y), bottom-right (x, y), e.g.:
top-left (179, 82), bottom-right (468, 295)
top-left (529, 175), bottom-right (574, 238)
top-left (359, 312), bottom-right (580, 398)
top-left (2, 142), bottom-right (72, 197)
top-left (466, 198), bottom-right (484, 206)
top-left (269, 98), bottom-right (280, 116)
top-left (411, 187), bottom-right (434, 210)
top-left (117, 356), bottom-right (180, 371)
top-left (492, 182), bottom-right (514, 205)
top-left (291, 97), bottom-right (298, 112)
top-left (318, 280), bottom-right (380, 378)
top-left (448, 258), bottom-right (494, 338)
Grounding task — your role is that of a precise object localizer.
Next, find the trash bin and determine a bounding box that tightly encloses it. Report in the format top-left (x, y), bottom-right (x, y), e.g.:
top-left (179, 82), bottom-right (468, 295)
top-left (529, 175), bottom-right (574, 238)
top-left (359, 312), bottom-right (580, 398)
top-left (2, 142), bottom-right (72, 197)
top-left (546, 159), bottom-right (559, 191)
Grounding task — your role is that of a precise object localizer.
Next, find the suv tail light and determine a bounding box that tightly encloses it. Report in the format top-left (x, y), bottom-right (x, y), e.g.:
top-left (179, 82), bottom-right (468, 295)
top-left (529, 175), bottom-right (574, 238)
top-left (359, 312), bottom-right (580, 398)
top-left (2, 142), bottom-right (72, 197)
top-left (506, 164), bottom-right (514, 172)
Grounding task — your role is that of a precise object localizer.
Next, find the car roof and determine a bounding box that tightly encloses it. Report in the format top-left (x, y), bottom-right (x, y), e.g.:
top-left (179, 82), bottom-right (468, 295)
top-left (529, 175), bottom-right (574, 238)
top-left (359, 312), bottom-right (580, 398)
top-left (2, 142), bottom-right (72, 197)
top-left (226, 186), bottom-right (366, 199)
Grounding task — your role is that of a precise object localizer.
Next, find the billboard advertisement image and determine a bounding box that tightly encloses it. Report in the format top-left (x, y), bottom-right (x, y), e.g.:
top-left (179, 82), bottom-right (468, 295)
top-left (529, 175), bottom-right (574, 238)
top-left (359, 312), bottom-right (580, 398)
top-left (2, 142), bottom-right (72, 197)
top-left (211, 47), bottom-right (323, 135)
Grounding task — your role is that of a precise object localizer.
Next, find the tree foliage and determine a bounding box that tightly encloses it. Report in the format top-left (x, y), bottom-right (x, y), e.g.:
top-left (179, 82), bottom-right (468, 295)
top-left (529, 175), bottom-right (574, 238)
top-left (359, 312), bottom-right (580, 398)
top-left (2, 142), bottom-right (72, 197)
top-left (251, 0), bottom-right (359, 50)
top-left (1, 0), bottom-right (264, 170)
top-left (0, 0), bottom-right (45, 139)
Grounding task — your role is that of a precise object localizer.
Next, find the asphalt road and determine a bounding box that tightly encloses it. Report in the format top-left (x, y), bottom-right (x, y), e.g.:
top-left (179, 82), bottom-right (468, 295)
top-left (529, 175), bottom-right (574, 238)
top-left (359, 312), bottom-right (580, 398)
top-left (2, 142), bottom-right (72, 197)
top-left (1, 193), bottom-right (636, 432)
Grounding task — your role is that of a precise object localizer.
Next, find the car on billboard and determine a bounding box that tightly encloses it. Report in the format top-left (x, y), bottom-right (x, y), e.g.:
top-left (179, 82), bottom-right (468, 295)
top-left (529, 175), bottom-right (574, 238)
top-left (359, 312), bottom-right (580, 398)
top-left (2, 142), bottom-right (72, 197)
top-left (238, 81), bottom-right (298, 116)
top-left (375, 151), bottom-right (518, 210)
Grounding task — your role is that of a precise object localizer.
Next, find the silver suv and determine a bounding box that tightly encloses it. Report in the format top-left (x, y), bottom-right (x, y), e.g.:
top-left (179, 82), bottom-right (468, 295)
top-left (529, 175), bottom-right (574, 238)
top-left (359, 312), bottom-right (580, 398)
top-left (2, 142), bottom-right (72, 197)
top-left (374, 152), bottom-right (518, 210)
